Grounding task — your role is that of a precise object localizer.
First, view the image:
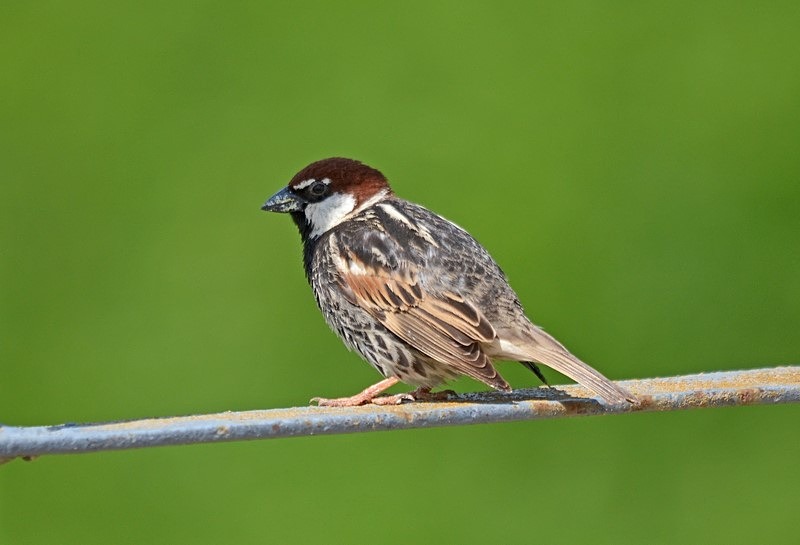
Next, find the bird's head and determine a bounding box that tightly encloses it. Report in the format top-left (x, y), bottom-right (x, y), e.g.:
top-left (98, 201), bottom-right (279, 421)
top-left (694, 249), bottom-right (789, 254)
top-left (262, 157), bottom-right (392, 240)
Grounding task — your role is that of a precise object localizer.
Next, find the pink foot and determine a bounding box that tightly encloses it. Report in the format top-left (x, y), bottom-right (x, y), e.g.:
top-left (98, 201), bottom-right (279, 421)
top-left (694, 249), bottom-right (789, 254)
top-left (310, 377), bottom-right (409, 407)
top-left (309, 379), bottom-right (458, 406)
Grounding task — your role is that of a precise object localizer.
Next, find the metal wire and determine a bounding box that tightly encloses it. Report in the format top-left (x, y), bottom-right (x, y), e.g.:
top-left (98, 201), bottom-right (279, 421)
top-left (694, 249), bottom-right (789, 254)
top-left (1, 367), bottom-right (798, 461)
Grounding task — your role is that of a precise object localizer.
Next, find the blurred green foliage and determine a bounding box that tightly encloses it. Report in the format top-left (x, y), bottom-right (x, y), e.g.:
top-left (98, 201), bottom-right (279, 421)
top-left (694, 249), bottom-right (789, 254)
top-left (1, 1), bottom-right (799, 543)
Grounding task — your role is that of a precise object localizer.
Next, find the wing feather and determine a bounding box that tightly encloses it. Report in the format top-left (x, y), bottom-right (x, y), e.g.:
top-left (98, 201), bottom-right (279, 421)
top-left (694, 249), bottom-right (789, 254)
top-left (337, 250), bottom-right (508, 390)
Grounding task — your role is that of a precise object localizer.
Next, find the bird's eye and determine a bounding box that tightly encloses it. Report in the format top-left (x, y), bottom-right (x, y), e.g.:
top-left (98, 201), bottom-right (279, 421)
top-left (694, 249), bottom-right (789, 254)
top-left (309, 181), bottom-right (327, 196)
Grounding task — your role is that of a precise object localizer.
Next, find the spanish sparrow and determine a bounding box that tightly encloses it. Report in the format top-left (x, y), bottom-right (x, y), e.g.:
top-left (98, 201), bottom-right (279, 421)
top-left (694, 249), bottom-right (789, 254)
top-left (262, 158), bottom-right (635, 406)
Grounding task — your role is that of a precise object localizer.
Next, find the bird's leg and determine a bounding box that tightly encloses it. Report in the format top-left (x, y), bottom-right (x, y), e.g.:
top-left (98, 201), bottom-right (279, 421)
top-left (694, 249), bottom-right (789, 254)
top-left (311, 377), bottom-right (413, 407)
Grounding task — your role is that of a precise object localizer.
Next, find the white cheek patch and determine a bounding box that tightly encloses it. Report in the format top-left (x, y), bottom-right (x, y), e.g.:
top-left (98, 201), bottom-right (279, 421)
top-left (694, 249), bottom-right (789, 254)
top-left (305, 192), bottom-right (357, 238)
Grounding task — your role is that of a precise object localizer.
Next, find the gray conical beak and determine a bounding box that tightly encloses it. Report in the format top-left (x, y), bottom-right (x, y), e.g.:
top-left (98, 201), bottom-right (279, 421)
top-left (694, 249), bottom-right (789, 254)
top-left (261, 187), bottom-right (305, 213)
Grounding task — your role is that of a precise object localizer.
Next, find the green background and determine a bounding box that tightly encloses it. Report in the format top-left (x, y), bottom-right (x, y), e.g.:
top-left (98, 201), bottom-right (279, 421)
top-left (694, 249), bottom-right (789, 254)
top-left (2, 2), bottom-right (799, 543)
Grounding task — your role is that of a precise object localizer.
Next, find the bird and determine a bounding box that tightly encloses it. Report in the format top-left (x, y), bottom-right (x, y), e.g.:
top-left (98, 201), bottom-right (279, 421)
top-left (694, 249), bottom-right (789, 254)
top-left (261, 157), bottom-right (635, 406)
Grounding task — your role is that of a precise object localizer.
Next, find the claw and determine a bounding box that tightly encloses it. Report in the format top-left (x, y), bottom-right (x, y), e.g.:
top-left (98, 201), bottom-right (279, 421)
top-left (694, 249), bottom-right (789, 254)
top-left (371, 393), bottom-right (414, 405)
top-left (409, 387), bottom-right (457, 402)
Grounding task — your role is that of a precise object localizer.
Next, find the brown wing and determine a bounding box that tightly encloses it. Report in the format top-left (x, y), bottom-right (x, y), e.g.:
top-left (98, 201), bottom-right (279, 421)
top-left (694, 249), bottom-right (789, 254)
top-left (338, 251), bottom-right (509, 390)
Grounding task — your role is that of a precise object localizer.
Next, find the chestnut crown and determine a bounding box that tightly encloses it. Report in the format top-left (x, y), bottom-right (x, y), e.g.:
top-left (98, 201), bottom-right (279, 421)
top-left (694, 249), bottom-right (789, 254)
top-left (290, 157), bottom-right (389, 201)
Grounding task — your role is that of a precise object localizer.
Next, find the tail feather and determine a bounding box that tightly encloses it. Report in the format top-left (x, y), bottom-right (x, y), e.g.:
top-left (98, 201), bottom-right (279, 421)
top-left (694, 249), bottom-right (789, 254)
top-left (528, 345), bottom-right (635, 404)
top-left (499, 328), bottom-right (636, 405)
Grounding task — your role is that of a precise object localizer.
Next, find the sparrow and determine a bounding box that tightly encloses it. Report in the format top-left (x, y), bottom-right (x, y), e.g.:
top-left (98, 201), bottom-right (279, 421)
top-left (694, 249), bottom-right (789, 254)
top-left (262, 157), bottom-right (635, 406)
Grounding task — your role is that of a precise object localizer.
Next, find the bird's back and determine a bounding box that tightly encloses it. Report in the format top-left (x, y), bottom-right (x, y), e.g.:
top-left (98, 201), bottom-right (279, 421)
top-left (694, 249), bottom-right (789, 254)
top-left (327, 197), bottom-right (531, 328)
